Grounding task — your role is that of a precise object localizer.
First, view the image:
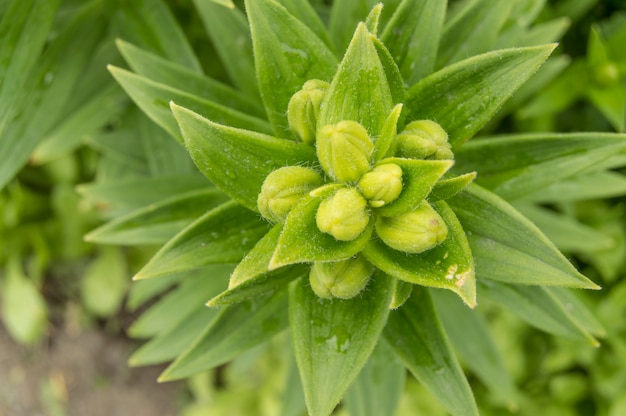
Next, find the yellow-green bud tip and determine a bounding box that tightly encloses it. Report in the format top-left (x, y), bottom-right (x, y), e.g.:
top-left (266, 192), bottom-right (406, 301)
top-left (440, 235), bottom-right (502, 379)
top-left (309, 256), bottom-right (374, 299)
top-left (316, 187), bottom-right (370, 241)
top-left (358, 163), bottom-right (403, 207)
top-left (287, 79), bottom-right (329, 144)
top-left (397, 120), bottom-right (453, 160)
top-left (258, 166), bottom-right (324, 223)
top-left (316, 120), bottom-right (374, 183)
top-left (376, 201), bottom-right (448, 253)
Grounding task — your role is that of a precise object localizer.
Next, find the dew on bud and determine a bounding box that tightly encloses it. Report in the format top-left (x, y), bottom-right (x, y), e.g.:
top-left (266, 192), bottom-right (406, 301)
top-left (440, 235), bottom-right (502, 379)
top-left (316, 120), bottom-right (373, 183)
top-left (257, 166), bottom-right (324, 223)
top-left (375, 201), bottom-right (448, 253)
top-left (316, 187), bottom-right (370, 241)
top-left (397, 120), bottom-right (453, 160)
top-left (309, 256), bottom-right (374, 299)
top-left (358, 163), bottom-right (403, 207)
top-left (287, 79), bottom-right (329, 144)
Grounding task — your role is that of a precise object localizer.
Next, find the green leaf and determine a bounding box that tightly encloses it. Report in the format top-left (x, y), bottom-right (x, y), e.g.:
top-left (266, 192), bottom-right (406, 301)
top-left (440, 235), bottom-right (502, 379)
top-left (159, 288), bottom-right (288, 381)
top-left (454, 133), bottom-right (626, 200)
top-left (439, 0), bottom-right (514, 67)
top-left (171, 103), bottom-right (317, 211)
top-left (588, 85), bottom-right (626, 132)
top-left (209, 225), bottom-right (306, 306)
top-left (135, 201), bottom-right (269, 280)
top-left (478, 280), bottom-right (599, 345)
top-left (522, 170), bottom-right (626, 203)
top-left (109, 66), bottom-right (273, 143)
top-left (320, 23), bottom-right (393, 135)
top-left (276, 0), bottom-right (334, 51)
top-left (270, 194), bottom-right (374, 269)
top-left (389, 279), bottom-right (413, 309)
top-left (364, 3), bottom-right (383, 35)
top-left (1, 257), bottom-right (48, 345)
top-left (374, 158), bottom-right (453, 217)
top-left (80, 247), bottom-right (128, 318)
top-left (371, 36), bottom-right (406, 106)
top-left (129, 305), bottom-right (219, 366)
top-left (328, 0), bottom-right (378, 52)
top-left (85, 189), bottom-right (228, 245)
top-left (245, 0), bottom-right (338, 138)
top-left (192, 0), bottom-right (258, 96)
top-left (548, 287), bottom-right (606, 337)
top-left (116, 39), bottom-right (264, 117)
top-left (113, 0), bottom-right (202, 72)
top-left (428, 172), bottom-right (477, 202)
top-left (363, 201), bottom-right (476, 306)
top-left (384, 286), bottom-right (478, 416)
top-left (381, 0), bottom-right (446, 84)
top-left (289, 272), bottom-right (393, 416)
top-left (344, 339), bottom-right (406, 416)
top-left (374, 103), bottom-right (403, 162)
top-left (138, 113), bottom-right (195, 176)
top-left (448, 184), bottom-right (600, 289)
top-left (128, 265), bottom-right (231, 338)
top-left (431, 289), bottom-right (517, 406)
top-left (405, 44), bottom-right (556, 147)
top-left (127, 272), bottom-right (183, 312)
top-left (515, 203), bottom-right (615, 252)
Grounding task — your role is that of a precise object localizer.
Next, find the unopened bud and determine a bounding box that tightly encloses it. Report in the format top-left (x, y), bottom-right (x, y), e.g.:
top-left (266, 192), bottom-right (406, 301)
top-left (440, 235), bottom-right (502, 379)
top-left (375, 201), bottom-right (448, 253)
top-left (316, 187), bottom-right (370, 241)
top-left (593, 61), bottom-right (620, 87)
top-left (287, 79), bottom-right (329, 144)
top-left (316, 120), bottom-right (374, 182)
top-left (258, 166), bottom-right (324, 223)
top-left (397, 120), bottom-right (453, 160)
top-left (309, 256), bottom-right (374, 299)
top-left (358, 163), bottom-right (403, 208)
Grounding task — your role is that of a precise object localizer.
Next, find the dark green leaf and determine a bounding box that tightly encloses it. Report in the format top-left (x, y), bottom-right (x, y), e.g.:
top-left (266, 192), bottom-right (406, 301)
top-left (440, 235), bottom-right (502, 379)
top-left (289, 272), bottom-right (393, 416)
top-left (384, 286), bottom-right (478, 416)
top-left (405, 44), bottom-right (556, 147)
top-left (448, 184), bottom-right (600, 289)
top-left (171, 103), bottom-right (317, 211)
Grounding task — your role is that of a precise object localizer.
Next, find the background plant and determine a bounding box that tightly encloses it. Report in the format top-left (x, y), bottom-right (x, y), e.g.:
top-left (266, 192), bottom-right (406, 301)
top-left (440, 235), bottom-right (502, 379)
top-left (1, 0), bottom-right (625, 415)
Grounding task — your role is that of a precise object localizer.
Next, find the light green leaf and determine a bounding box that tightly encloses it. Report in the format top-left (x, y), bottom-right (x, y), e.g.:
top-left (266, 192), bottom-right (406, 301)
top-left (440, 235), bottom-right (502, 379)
top-left (389, 279), bottom-right (413, 309)
top-left (270, 194), bottom-right (374, 269)
top-left (515, 203), bottom-right (615, 252)
top-left (129, 305), bottom-right (219, 366)
top-left (192, 0), bottom-right (258, 96)
top-left (245, 0), bottom-right (338, 138)
top-left (128, 265), bottom-right (231, 338)
top-left (455, 133), bottom-right (626, 200)
top-left (428, 172), bottom-right (477, 202)
top-left (279, 354), bottom-right (307, 416)
top-left (135, 201), bottom-right (269, 280)
top-left (381, 0), bottom-right (446, 84)
top-left (209, 225), bottom-right (306, 306)
top-left (127, 272), bottom-right (183, 312)
top-left (478, 280), bottom-right (599, 345)
top-left (1, 257), bottom-right (48, 345)
top-left (116, 39), bottom-right (264, 117)
top-left (405, 44), bottom-right (556, 147)
top-left (431, 289), bottom-right (517, 406)
top-left (384, 286), bottom-right (478, 416)
top-left (276, 0), bottom-right (334, 50)
top-left (289, 272), bottom-right (393, 416)
top-left (374, 158), bottom-right (453, 217)
top-left (522, 170), bottom-right (626, 203)
top-left (207, 0), bottom-right (234, 7)
top-left (113, 0), bottom-right (201, 72)
top-left (344, 339), bottom-right (406, 416)
top-left (80, 247), bottom-right (128, 318)
top-left (548, 287), bottom-right (606, 337)
top-left (363, 200), bottom-right (476, 306)
top-left (85, 189), bottom-right (228, 245)
top-left (371, 36), bottom-right (406, 106)
top-left (109, 66), bottom-right (272, 143)
top-left (159, 288), bottom-right (288, 381)
top-left (364, 3), bottom-right (383, 35)
top-left (138, 113), bottom-right (195, 176)
top-left (374, 104), bottom-right (403, 162)
top-left (320, 23), bottom-right (393, 135)
top-left (448, 184), bottom-right (600, 289)
top-left (171, 103), bottom-right (317, 211)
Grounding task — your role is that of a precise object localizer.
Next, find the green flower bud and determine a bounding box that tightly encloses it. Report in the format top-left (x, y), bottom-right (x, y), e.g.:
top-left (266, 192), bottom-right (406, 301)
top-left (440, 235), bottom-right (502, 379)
top-left (287, 79), bottom-right (329, 144)
top-left (258, 166), bottom-right (324, 223)
top-left (397, 120), bottom-right (453, 160)
top-left (375, 201), bottom-right (448, 253)
top-left (309, 256), bottom-right (375, 299)
top-left (593, 61), bottom-right (620, 87)
top-left (358, 163), bottom-right (403, 208)
top-left (316, 120), bottom-right (374, 183)
top-left (316, 187), bottom-right (370, 241)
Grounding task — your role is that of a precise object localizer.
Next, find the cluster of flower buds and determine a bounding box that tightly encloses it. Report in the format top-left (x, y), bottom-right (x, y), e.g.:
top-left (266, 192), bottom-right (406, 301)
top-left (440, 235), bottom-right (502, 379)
top-left (255, 80), bottom-right (456, 299)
